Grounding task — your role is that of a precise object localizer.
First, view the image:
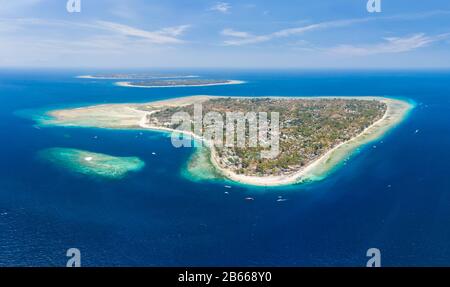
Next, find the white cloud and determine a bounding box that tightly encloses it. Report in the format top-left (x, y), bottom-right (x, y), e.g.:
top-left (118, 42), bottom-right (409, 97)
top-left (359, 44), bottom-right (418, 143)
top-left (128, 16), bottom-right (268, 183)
top-left (159, 25), bottom-right (191, 37)
top-left (0, 17), bottom-right (190, 67)
top-left (0, 18), bottom-right (190, 44)
top-left (328, 33), bottom-right (450, 55)
top-left (0, 17), bottom-right (187, 67)
top-left (222, 18), bottom-right (370, 46)
top-left (95, 21), bottom-right (188, 44)
top-left (210, 2), bottom-right (231, 14)
top-left (221, 10), bottom-right (450, 46)
top-left (221, 28), bottom-right (252, 38)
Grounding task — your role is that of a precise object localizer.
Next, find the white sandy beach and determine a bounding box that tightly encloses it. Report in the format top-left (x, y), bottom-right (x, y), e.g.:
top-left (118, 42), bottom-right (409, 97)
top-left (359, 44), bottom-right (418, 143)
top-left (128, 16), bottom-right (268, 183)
top-left (76, 75), bottom-right (200, 80)
top-left (115, 80), bottom-right (246, 88)
top-left (45, 95), bottom-right (414, 186)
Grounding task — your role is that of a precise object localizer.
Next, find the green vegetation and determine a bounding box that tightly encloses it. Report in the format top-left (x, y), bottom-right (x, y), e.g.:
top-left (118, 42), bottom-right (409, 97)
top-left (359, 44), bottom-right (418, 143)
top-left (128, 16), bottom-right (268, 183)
top-left (128, 79), bottom-right (232, 87)
top-left (141, 97), bottom-right (387, 177)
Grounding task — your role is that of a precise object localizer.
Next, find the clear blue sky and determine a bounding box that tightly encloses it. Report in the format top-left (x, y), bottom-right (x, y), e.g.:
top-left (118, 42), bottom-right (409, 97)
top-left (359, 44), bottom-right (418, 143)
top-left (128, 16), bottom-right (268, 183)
top-left (1, 0), bottom-right (450, 68)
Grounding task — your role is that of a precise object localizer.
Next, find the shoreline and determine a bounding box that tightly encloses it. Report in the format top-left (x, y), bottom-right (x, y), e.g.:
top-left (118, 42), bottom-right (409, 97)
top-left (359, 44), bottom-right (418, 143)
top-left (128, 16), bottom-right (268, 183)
top-left (42, 95), bottom-right (414, 187)
top-left (76, 75), bottom-right (200, 80)
top-left (115, 80), bottom-right (246, 88)
top-left (208, 97), bottom-right (413, 186)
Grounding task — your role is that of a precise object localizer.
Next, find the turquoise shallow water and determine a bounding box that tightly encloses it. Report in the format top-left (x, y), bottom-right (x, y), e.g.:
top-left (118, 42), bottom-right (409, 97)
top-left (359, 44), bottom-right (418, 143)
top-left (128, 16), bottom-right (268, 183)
top-left (37, 147), bottom-right (145, 179)
top-left (1, 69), bottom-right (450, 266)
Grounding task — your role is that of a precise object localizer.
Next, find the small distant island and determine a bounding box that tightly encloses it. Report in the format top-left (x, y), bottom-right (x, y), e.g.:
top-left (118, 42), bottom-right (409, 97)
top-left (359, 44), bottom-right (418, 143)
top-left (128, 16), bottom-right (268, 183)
top-left (38, 148), bottom-right (145, 179)
top-left (39, 96), bottom-right (413, 186)
top-left (76, 73), bottom-right (245, 88)
top-left (116, 79), bottom-right (245, 88)
top-left (77, 74), bottom-right (199, 80)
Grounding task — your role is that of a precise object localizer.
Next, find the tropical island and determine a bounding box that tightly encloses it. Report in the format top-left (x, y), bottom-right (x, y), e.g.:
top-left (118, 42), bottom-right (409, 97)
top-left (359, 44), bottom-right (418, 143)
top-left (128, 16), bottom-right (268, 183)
top-left (37, 148), bottom-right (145, 179)
top-left (76, 73), bottom-right (245, 88)
top-left (39, 96), bottom-right (413, 186)
top-left (77, 74), bottom-right (199, 80)
top-left (115, 79), bottom-right (245, 88)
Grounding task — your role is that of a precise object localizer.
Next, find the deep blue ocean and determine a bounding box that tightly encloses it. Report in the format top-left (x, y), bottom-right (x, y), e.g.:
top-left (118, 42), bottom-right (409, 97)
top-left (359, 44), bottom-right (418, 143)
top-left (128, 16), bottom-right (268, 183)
top-left (0, 69), bottom-right (449, 266)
